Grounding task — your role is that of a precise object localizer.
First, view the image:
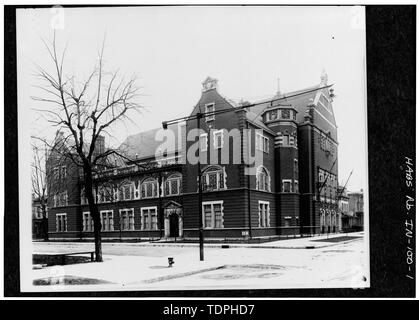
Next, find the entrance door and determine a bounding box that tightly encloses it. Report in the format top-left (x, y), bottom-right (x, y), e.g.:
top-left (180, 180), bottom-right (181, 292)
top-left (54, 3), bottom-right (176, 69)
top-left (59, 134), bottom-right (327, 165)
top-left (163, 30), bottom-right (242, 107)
top-left (169, 213), bottom-right (179, 237)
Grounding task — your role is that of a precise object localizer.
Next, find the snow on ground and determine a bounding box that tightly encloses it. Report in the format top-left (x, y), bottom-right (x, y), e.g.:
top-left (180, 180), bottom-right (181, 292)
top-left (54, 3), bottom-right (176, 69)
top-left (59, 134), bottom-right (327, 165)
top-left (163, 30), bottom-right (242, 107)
top-left (28, 233), bottom-right (368, 292)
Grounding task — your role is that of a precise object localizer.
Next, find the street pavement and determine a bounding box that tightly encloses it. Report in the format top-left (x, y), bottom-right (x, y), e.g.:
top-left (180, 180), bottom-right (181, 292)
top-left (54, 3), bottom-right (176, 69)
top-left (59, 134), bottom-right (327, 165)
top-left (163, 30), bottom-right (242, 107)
top-left (29, 232), bottom-right (368, 292)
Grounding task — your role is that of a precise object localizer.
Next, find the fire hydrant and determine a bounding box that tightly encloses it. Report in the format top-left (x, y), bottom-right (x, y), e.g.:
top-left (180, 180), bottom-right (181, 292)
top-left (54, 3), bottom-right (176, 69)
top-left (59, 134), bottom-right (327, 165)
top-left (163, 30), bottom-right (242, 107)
top-left (168, 257), bottom-right (174, 267)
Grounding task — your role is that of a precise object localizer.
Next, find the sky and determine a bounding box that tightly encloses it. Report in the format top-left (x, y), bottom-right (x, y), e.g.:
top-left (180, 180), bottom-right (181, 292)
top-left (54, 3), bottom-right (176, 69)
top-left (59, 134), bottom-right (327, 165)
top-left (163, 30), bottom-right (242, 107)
top-left (17, 6), bottom-right (367, 192)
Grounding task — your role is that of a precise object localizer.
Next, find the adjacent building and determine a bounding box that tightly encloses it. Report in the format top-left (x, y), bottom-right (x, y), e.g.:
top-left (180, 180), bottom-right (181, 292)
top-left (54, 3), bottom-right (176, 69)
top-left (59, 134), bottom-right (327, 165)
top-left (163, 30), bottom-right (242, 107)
top-left (347, 190), bottom-right (364, 231)
top-left (46, 72), bottom-right (339, 240)
top-left (337, 185), bottom-right (349, 232)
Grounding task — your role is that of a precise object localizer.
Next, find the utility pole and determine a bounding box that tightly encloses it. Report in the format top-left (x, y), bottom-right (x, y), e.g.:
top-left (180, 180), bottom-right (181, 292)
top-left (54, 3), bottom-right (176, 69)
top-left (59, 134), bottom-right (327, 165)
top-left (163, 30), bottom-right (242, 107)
top-left (197, 112), bottom-right (204, 261)
top-left (246, 120), bottom-right (252, 240)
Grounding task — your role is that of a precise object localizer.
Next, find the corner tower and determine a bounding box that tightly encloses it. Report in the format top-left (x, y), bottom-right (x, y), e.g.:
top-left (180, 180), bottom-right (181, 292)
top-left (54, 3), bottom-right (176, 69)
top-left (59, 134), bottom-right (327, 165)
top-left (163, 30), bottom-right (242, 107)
top-left (262, 101), bottom-right (300, 235)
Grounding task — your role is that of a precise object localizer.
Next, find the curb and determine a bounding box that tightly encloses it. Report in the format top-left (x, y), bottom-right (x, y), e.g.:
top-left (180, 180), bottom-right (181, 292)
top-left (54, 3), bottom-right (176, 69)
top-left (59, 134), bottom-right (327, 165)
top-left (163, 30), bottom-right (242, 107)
top-left (134, 237), bottom-right (363, 250)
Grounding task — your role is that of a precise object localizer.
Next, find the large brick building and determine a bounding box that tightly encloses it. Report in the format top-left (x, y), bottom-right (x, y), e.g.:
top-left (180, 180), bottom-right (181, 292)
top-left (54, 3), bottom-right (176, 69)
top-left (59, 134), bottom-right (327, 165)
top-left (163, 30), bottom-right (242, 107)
top-left (46, 72), bottom-right (339, 241)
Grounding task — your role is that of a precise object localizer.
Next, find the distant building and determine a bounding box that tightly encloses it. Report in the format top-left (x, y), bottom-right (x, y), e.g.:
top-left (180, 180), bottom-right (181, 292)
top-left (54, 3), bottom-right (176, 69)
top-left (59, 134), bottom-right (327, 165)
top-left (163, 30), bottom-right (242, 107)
top-left (340, 189), bottom-right (363, 231)
top-left (46, 73), bottom-right (339, 240)
top-left (348, 190), bottom-right (364, 231)
top-left (337, 186), bottom-right (349, 231)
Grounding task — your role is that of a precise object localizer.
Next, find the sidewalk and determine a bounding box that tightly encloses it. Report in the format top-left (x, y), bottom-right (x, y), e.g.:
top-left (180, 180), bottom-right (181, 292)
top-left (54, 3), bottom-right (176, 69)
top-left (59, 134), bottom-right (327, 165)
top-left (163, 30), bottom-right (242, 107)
top-left (143, 231), bottom-right (364, 249)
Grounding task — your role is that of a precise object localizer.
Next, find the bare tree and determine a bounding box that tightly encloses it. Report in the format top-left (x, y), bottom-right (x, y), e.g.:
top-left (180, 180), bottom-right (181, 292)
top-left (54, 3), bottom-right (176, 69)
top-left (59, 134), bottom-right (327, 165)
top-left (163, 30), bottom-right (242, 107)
top-left (31, 143), bottom-right (49, 240)
top-left (32, 32), bottom-right (142, 262)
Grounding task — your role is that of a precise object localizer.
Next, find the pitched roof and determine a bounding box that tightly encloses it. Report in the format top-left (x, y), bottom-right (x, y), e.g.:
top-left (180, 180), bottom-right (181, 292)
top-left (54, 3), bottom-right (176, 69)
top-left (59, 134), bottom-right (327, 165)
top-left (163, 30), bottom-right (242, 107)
top-left (250, 84), bottom-right (320, 123)
top-left (118, 124), bottom-right (180, 160)
top-left (245, 109), bottom-right (274, 133)
top-left (116, 83), bottom-right (328, 160)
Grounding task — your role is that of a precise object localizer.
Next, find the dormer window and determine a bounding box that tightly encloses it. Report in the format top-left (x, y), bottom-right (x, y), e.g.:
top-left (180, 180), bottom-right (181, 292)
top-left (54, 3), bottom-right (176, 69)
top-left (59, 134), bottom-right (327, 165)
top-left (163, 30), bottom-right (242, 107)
top-left (205, 103), bottom-right (215, 122)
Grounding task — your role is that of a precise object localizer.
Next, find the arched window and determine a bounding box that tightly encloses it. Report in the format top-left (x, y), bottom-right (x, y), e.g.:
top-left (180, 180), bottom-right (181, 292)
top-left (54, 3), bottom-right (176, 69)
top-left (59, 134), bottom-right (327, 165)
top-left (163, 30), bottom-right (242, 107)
top-left (98, 183), bottom-right (113, 203)
top-left (165, 173), bottom-right (182, 196)
top-left (120, 181), bottom-right (133, 201)
top-left (141, 177), bottom-right (158, 198)
top-left (256, 166), bottom-right (270, 192)
top-left (202, 166), bottom-right (226, 191)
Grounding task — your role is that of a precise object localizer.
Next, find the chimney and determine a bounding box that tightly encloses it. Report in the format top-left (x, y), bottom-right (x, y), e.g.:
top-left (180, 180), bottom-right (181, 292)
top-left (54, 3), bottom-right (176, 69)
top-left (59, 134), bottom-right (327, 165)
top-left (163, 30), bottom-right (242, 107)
top-left (320, 69), bottom-right (328, 86)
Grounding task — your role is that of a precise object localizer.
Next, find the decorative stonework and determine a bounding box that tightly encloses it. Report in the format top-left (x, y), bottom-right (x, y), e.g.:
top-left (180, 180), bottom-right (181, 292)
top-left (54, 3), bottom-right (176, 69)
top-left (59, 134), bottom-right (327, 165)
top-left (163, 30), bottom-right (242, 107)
top-left (202, 76), bottom-right (218, 92)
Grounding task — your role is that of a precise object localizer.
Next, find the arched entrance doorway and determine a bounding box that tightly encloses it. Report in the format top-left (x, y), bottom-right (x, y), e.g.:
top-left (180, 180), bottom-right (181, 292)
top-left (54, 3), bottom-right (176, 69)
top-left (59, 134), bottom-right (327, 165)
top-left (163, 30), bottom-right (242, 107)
top-left (169, 212), bottom-right (179, 237)
top-left (163, 201), bottom-right (183, 238)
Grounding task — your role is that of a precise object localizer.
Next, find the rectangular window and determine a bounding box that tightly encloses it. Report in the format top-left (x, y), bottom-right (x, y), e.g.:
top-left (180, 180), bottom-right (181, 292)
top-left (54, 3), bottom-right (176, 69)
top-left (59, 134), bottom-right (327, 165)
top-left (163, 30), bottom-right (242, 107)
top-left (200, 133), bottom-right (208, 152)
top-left (269, 110), bottom-right (278, 120)
top-left (205, 103), bottom-right (215, 121)
top-left (213, 130), bottom-right (224, 149)
top-left (296, 217), bottom-right (300, 226)
top-left (82, 212), bottom-right (93, 232)
top-left (284, 217), bottom-right (292, 227)
top-left (141, 207), bottom-right (158, 230)
top-left (281, 109), bottom-right (290, 119)
top-left (294, 159), bottom-right (299, 178)
top-left (100, 210), bottom-right (114, 231)
top-left (282, 179), bottom-right (292, 193)
top-left (294, 180), bottom-right (299, 193)
top-left (120, 209), bottom-right (135, 231)
top-left (256, 133), bottom-right (269, 153)
top-left (202, 201), bottom-right (224, 229)
top-left (56, 213), bottom-right (67, 232)
top-left (283, 135), bottom-right (289, 146)
top-left (258, 201), bottom-right (270, 227)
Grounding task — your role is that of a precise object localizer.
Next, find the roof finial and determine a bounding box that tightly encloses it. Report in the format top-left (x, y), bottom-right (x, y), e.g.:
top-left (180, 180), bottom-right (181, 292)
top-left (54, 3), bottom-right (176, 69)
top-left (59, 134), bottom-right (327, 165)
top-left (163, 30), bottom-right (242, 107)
top-left (276, 77), bottom-right (281, 95)
top-left (202, 76), bottom-right (218, 92)
top-left (320, 68), bottom-right (328, 86)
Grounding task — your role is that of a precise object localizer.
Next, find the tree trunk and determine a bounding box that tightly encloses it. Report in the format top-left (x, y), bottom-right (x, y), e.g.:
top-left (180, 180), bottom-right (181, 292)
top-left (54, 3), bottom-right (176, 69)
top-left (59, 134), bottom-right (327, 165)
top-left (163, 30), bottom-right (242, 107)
top-left (84, 165), bottom-right (103, 262)
top-left (41, 202), bottom-right (49, 241)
